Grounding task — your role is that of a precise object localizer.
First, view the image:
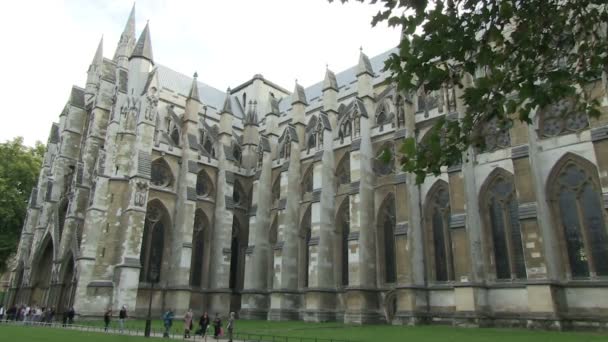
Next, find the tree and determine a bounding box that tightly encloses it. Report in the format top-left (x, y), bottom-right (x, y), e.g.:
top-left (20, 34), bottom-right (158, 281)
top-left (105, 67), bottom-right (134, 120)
top-left (0, 138), bottom-right (44, 272)
top-left (332, 0), bottom-right (608, 183)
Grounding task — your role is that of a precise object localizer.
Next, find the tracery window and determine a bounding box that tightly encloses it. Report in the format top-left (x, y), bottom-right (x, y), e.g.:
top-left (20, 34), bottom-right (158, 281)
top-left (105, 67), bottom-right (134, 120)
top-left (140, 202), bottom-right (168, 283)
top-left (380, 194), bottom-right (397, 283)
top-left (425, 182), bottom-right (454, 282)
top-left (302, 167), bottom-right (313, 194)
top-left (190, 210), bottom-right (207, 287)
top-left (481, 172), bottom-right (527, 280)
top-left (549, 157), bottom-right (608, 278)
top-left (336, 154), bottom-right (351, 186)
top-left (150, 159), bottom-right (173, 188)
top-left (196, 170), bottom-right (213, 197)
top-left (479, 117), bottom-right (511, 153)
top-left (539, 98), bottom-right (588, 138)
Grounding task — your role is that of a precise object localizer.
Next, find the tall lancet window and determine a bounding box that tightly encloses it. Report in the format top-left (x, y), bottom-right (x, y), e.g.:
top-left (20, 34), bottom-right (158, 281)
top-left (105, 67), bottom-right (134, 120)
top-left (549, 155), bottom-right (608, 278)
top-left (301, 207), bottom-right (312, 288)
top-left (190, 210), bottom-right (207, 287)
top-left (336, 154), bottom-right (351, 186)
top-left (229, 219), bottom-right (241, 290)
top-left (196, 170), bottom-right (213, 197)
top-left (140, 201), bottom-right (169, 283)
top-left (481, 171), bottom-right (527, 280)
top-left (425, 181), bottom-right (454, 282)
top-left (379, 194), bottom-right (397, 283)
top-left (337, 201), bottom-right (350, 286)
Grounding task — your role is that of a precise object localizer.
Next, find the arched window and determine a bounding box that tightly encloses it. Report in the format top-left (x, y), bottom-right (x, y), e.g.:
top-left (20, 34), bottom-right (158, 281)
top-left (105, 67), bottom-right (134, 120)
top-left (196, 170), bottom-right (213, 197)
top-left (150, 159), bottom-right (173, 188)
top-left (229, 219), bottom-right (241, 290)
top-left (539, 98), bottom-right (588, 138)
top-left (272, 177), bottom-right (281, 205)
top-left (480, 171), bottom-right (526, 280)
top-left (336, 154), bottom-right (351, 186)
top-left (478, 117), bottom-right (510, 153)
top-left (301, 207), bottom-right (312, 288)
top-left (190, 210), bottom-right (207, 287)
top-left (233, 181), bottom-right (246, 206)
top-left (57, 199), bottom-right (69, 240)
top-left (140, 202), bottom-right (169, 283)
top-left (337, 201), bottom-right (350, 286)
top-left (302, 167), bottom-right (313, 194)
top-left (548, 155), bottom-right (608, 278)
top-left (425, 181), bottom-right (454, 282)
top-left (379, 194), bottom-right (397, 283)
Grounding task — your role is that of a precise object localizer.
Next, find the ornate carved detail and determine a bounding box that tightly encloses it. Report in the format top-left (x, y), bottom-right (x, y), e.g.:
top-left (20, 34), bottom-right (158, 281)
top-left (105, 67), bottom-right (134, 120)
top-left (134, 181), bottom-right (149, 207)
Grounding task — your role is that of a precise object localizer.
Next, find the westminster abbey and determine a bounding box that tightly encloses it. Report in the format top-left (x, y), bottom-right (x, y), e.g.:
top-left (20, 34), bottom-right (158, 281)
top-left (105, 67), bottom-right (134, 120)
top-left (6, 5), bottom-right (608, 330)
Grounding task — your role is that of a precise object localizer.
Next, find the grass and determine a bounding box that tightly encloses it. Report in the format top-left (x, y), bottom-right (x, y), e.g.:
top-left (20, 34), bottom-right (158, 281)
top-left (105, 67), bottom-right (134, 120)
top-left (1, 324), bottom-right (149, 342)
top-left (69, 319), bottom-right (608, 342)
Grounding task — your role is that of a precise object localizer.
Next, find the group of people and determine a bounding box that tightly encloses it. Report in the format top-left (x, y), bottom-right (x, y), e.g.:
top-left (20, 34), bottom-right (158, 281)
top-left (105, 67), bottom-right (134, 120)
top-left (0, 304), bottom-right (75, 326)
top-left (163, 309), bottom-right (236, 341)
top-left (103, 305), bottom-right (235, 341)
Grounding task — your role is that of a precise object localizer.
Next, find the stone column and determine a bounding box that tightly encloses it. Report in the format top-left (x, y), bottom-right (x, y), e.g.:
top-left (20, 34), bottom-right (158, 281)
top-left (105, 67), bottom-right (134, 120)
top-left (304, 119), bottom-right (336, 322)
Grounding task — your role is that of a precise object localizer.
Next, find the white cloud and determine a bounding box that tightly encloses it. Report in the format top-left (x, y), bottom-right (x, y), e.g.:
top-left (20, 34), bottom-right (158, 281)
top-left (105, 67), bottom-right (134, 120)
top-left (0, 0), bottom-right (399, 146)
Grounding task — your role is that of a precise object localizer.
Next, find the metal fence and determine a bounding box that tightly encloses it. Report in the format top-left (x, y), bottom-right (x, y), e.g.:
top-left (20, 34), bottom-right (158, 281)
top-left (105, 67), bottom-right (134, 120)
top-left (1, 319), bottom-right (356, 342)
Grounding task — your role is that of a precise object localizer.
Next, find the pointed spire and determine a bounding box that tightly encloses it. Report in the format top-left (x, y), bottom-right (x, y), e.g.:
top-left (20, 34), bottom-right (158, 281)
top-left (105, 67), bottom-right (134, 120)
top-left (123, 3), bottom-right (136, 41)
top-left (323, 68), bottom-right (338, 91)
top-left (90, 36), bottom-right (104, 69)
top-left (188, 72), bottom-right (200, 102)
top-left (292, 81), bottom-right (308, 106)
top-left (221, 88), bottom-right (233, 114)
top-left (130, 21), bottom-right (154, 64)
top-left (356, 49), bottom-right (374, 77)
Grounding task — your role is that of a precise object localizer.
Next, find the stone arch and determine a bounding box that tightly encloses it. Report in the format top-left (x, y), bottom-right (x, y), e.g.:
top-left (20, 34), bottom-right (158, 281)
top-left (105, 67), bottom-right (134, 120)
top-left (478, 168), bottom-right (527, 280)
top-left (190, 209), bottom-right (210, 288)
top-left (150, 158), bottom-right (174, 188)
top-left (423, 180), bottom-right (454, 282)
top-left (383, 290), bottom-right (398, 323)
top-left (139, 199), bottom-right (172, 283)
top-left (377, 193), bottom-right (397, 284)
top-left (30, 234), bottom-right (54, 306)
top-left (336, 199), bottom-right (350, 287)
top-left (196, 169), bottom-right (214, 197)
top-left (335, 153), bottom-right (351, 187)
top-left (373, 141), bottom-right (395, 177)
top-left (546, 152), bottom-right (608, 278)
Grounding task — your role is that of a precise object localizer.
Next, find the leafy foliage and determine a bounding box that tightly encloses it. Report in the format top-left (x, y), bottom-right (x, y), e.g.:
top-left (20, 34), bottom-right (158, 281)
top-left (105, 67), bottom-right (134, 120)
top-left (332, 0), bottom-right (608, 182)
top-left (0, 138), bottom-right (44, 272)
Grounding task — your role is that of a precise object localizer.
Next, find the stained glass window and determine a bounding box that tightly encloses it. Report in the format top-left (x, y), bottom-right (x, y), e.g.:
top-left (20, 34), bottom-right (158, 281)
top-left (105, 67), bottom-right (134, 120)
top-left (190, 210), bottom-right (206, 287)
top-left (540, 98), bottom-right (588, 138)
top-left (140, 203), bottom-right (166, 283)
top-left (381, 195), bottom-right (397, 283)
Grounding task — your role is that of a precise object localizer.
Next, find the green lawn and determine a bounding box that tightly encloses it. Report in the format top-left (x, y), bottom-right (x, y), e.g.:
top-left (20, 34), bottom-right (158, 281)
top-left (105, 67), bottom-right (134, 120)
top-left (68, 319), bottom-right (608, 342)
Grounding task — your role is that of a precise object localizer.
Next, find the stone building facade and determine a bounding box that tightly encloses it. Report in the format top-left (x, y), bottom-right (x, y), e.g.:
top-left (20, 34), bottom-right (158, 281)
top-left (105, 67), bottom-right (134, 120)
top-left (6, 6), bottom-right (608, 329)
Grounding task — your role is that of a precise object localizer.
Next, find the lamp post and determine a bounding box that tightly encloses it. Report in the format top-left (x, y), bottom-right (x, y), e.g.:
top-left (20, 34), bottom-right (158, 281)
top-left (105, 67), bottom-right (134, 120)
top-left (144, 269), bottom-right (159, 338)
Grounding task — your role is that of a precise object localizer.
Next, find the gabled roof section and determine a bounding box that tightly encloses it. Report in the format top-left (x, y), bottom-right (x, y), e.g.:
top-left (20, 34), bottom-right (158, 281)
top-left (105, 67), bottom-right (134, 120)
top-left (130, 22), bottom-right (153, 64)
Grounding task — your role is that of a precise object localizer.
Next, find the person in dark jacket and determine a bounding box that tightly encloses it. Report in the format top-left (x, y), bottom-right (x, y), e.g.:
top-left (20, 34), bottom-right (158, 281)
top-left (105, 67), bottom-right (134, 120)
top-left (118, 306), bottom-right (127, 334)
top-left (104, 308), bottom-right (112, 332)
top-left (67, 307), bottom-right (75, 325)
top-left (212, 313), bottom-right (222, 339)
top-left (197, 312), bottom-right (210, 338)
top-left (163, 309), bottom-right (175, 338)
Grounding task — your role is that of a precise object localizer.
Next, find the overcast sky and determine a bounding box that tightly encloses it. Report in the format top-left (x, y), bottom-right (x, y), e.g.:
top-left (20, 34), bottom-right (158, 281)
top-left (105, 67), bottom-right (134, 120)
top-left (0, 0), bottom-right (399, 146)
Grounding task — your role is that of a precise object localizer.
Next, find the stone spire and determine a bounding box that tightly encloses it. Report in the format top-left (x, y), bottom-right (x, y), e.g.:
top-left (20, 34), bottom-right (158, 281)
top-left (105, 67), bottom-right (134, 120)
top-left (292, 81), bottom-right (308, 106)
top-left (221, 88), bottom-right (233, 114)
top-left (90, 36), bottom-right (104, 69)
top-left (356, 49), bottom-right (374, 77)
top-left (130, 21), bottom-right (153, 64)
top-left (188, 72), bottom-right (200, 102)
top-left (323, 68), bottom-right (338, 91)
top-left (113, 3), bottom-right (136, 65)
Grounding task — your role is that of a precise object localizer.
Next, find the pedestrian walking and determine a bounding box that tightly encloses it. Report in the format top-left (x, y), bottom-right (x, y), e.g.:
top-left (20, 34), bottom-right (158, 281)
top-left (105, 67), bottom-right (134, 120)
top-left (212, 313), bottom-right (222, 339)
top-left (183, 308), bottom-right (193, 338)
top-left (227, 312), bottom-right (236, 342)
top-left (197, 312), bottom-right (210, 339)
top-left (118, 305), bottom-right (127, 333)
top-left (104, 308), bottom-right (112, 332)
top-left (67, 307), bottom-right (75, 325)
top-left (0, 305), bottom-right (5, 322)
top-left (162, 308), bottom-right (175, 338)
